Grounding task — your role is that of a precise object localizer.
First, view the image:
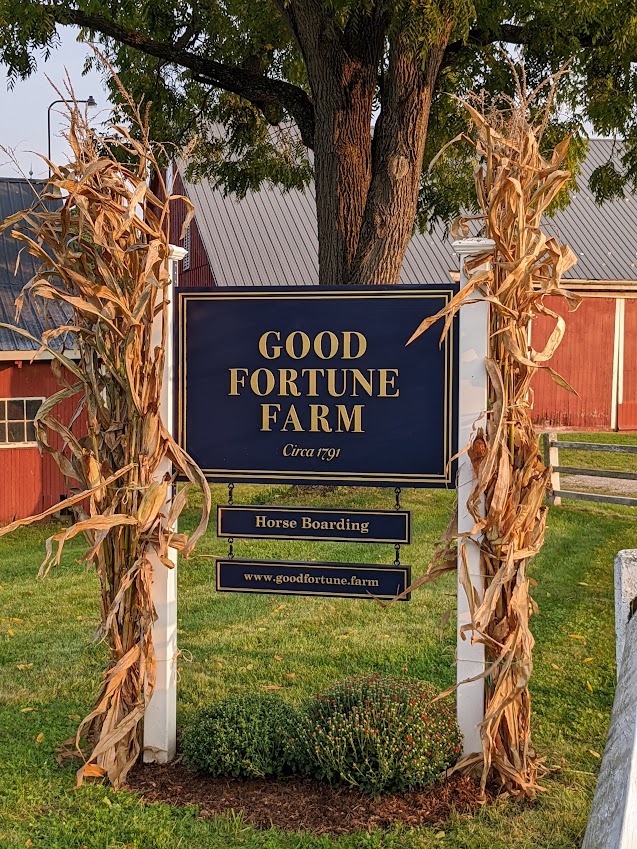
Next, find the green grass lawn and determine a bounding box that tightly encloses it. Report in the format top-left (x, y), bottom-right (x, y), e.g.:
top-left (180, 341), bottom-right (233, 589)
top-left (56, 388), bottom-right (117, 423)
top-left (0, 482), bottom-right (635, 848)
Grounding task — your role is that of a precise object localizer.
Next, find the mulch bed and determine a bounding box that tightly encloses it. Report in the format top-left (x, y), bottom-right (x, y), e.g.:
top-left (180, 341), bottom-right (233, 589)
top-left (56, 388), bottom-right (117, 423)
top-left (127, 763), bottom-right (485, 835)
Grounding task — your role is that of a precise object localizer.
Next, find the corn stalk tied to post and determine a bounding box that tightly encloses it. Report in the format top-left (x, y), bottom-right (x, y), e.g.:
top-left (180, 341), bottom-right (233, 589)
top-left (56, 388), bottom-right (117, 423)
top-left (407, 64), bottom-right (581, 798)
top-left (0, 89), bottom-right (211, 787)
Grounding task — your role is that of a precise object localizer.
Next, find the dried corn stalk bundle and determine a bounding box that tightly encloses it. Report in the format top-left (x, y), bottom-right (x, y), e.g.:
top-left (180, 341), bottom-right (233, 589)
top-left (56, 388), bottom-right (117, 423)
top-left (410, 65), bottom-right (580, 797)
top-left (0, 94), bottom-right (211, 787)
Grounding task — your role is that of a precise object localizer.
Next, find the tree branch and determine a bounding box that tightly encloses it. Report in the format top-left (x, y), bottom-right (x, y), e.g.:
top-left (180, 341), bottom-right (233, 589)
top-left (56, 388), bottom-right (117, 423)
top-left (46, 4), bottom-right (316, 147)
top-left (445, 21), bottom-right (603, 62)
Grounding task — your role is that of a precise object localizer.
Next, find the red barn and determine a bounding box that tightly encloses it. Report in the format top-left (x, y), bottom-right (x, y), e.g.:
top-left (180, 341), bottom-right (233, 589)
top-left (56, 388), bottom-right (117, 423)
top-left (167, 141), bottom-right (637, 431)
top-left (0, 177), bottom-right (80, 524)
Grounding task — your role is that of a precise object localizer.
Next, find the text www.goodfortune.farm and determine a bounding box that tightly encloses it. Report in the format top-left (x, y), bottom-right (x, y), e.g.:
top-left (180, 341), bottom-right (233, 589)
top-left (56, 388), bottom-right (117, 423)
top-left (242, 573), bottom-right (380, 587)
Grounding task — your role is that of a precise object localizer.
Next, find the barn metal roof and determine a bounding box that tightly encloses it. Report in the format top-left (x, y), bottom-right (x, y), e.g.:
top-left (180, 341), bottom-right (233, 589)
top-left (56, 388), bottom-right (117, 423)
top-left (0, 178), bottom-right (72, 353)
top-left (182, 138), bottom-right (637, 287)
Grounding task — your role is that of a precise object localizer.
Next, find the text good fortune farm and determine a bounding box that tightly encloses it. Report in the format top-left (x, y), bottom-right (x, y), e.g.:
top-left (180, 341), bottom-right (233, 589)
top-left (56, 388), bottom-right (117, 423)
top-left (227, 330), bottom-right (399, 433)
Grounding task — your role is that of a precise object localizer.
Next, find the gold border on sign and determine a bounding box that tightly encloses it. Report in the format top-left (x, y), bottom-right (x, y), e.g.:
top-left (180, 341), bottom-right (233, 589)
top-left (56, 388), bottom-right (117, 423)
top-left (178, 289), bottom-right (455, 486)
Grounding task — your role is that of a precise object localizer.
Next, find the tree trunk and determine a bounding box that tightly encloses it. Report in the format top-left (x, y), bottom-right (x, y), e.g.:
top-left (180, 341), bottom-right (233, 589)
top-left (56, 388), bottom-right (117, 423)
top-left (348, 34), bottom-right (451, 285)
top-left (289, 3), bottom-right (379, 286)
top-left (311, 56), bottom-right (377, 285)
top-left (282, 2), bottom-right (450, 286)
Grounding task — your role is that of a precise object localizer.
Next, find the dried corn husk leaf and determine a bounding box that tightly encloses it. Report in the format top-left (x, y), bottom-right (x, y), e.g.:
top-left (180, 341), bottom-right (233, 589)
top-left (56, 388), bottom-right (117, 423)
top-left (0, 66), bottom-right (210, 789)
top-left (411, 60), bottom-right (580, 798)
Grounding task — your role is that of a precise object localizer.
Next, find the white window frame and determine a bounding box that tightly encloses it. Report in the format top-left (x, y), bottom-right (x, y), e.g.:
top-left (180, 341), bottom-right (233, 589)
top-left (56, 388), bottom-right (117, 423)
top-left (182, 224), bottom-right (191, 271)
top-left (0, 396), bottom-right (45, 448)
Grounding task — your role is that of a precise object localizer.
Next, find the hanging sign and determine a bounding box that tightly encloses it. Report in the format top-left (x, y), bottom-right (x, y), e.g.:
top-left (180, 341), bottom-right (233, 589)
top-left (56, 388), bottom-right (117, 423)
top-left (217, 504), bottom-right (410, 544)
top-left (215, 558), bottom-right (411, 601)
top-left (177, 286), bottom-right (457, 487)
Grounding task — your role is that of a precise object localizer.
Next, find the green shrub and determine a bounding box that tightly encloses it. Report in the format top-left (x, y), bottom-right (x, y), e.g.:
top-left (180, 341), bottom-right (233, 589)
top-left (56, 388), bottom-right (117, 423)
top-left (182, 693), bottom-right (302, 778)
top-left (297, 674), bottom-right (462, 794)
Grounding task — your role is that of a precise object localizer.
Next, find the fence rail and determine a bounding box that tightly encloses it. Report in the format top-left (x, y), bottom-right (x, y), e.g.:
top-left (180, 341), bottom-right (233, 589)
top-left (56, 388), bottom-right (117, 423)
top-left (542, 433), bottom-right (637, 508)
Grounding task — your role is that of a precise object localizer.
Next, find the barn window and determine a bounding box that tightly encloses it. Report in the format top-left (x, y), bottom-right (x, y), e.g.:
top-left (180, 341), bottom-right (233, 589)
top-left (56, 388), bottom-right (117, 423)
top-left (0, 398), bottom-right (44, 445)
top-left (182, 224), bottom-right (191, 270)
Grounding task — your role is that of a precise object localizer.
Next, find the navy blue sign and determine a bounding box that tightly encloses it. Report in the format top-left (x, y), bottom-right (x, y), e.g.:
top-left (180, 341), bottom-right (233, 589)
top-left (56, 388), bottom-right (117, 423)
top-left (216, 558), bottom-right (411, 601)
top-left (177, 287), bottom-right (457, 487)
top-left (217, 505), bottom-right (410, 544)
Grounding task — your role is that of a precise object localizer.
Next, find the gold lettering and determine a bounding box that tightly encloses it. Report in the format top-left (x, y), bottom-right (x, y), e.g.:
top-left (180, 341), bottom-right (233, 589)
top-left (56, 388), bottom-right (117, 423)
top-left (286, 331), bottom-right (311, 359)
top-left (282, 404), bottom-right (303, 431)
top-left (300, 368), bottom-right (324, 396)
top-left (228, 367), bottom-right (248, 396)
top-left (378, 368), bottom-right (399, 398)
top-left (336, 404), bottom-right (364, 432)
top-left (278, 368), bottom-right (300, 397)
top-left (258, 331), bottom-right (282, 359)
top-left (342, 331), bottom-right (367, 359)
top-left (260, 403), bottom-right (280, 431)
top-left (350, 369), bottom-right (375, 397)
top-left (310, 404), bottom-right (332, 432)
top-left (325, 368), bottom-right (348, 398)
top-left (314, 331), bottom-right (339, 359)
top-left (250, 368), bottom-right (276, 396)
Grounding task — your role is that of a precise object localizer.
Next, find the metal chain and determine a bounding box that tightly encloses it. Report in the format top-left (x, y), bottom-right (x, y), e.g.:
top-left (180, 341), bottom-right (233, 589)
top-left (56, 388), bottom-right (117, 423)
top-left (394, 486), bottom-right (401, 510)
top-left (228, 482), bottom-right (235, 558)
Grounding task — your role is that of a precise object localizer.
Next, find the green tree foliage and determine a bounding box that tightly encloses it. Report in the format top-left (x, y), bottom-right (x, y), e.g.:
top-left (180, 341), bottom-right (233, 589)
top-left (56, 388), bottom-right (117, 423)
top-left (1, 0), bottom-right (636, 280)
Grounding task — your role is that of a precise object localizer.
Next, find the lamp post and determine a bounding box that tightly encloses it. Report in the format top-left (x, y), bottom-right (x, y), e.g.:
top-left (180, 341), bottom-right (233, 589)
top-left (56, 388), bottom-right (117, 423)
top-left (47, 95), bottom-right (97, 175)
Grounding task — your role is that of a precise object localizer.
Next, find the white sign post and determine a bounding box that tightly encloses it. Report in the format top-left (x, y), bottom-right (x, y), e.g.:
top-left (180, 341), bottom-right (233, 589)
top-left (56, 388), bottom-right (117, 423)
top-left (453, 237), bottom-right (494, 755)
top-left (143, 244), bottom-right (186, 764)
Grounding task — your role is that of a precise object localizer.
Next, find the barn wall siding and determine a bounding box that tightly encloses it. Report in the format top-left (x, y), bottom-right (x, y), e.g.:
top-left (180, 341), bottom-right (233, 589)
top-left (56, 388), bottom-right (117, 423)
top-left (0, 361), bottom-right (84, 523)
top-left (169, 171), bottom-right (216, 288)
top-left (531, 297), bottom-right (616, 431)
top-left (619, 299), bottom-right (637, 430)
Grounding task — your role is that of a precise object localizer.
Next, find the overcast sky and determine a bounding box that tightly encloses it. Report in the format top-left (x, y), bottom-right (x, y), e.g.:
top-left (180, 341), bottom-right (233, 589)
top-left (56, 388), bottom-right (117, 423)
top-left (0, 29), bottom-right (111, 179)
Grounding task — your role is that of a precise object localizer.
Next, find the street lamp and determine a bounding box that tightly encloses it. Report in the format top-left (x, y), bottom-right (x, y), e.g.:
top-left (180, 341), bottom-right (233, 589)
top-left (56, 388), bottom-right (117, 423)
top-left (47, 95), bottom-right (97, 175)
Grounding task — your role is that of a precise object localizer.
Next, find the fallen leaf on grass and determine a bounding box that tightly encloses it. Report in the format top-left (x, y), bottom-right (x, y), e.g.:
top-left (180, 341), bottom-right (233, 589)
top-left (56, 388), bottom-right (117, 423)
top-left (263, 685), bottom-right (282, 691)
top-left (583, 657), bottom-right (594, 663)
top-left (35, 732), bottom-right (44, 744)
top-left (16, 663), bottom-right (33, 670)
top-left (274, 654), bottom-right (283, 661)
top-left (67, 714), bottom-right (81, 720)
top-left (21, 707), bottom-right (37, 713)
top-left (6, 629), bottom-right (15, 637)
top-left (551, 664), bottom-right (561, 671)
top-left (570, 634), bottom-right (586, 641)
top-left (586, 681), bottom-right (593, 692)
top-left (589, 750), bottom-right (600, 759)
top-left (284, 673), bottom-right (296, 679)
top-left (578, 582), bottom-right (589, 587)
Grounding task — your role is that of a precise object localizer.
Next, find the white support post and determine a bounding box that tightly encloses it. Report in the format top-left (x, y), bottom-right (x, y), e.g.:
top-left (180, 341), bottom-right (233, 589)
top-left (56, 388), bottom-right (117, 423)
top-left (453, 237), bottom-right (494, 756)
top-left (143, 244), bottom-right (187, 764)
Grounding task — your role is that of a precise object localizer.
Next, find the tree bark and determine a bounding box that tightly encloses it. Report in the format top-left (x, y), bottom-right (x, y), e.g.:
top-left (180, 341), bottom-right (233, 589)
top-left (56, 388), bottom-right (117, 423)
top-left (284, 3), bottom-right (451, 285)
top-left (279, 0), bottom-right (384, 286)
top-left (312, 58), bottom-right (377, 286)
top-left (349, 32), bottom-right (452, 285)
